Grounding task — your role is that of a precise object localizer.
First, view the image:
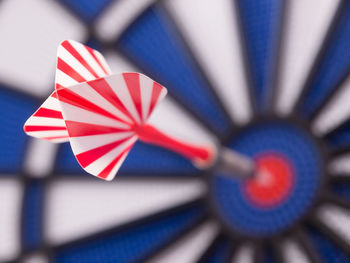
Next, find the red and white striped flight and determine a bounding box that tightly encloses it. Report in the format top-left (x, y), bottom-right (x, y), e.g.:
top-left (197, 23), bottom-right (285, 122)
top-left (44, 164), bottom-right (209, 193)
top-left (24, 40), bottom-right (215, 181)
top-left (24, 40), bottom-right (112, 143)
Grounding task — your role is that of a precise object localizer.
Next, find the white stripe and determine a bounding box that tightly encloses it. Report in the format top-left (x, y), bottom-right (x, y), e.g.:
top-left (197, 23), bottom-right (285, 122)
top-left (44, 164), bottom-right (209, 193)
top-left (139, 74), bottom-right (154, 121)
top-left (26, 130), bottom-right (69, 139)
top-left (47, 178), bottom-right (205, 244)
top-left (105, 150), bottom-right (130, 181)
top-left (25, 116), bottom-right (66, 127)
top-left (105, 74), bottom-right (141, 123)
top-left (276, 0), bottom-right (340, 115)
top-left (69, 82), bottom-right (133, 124)
top-left (282, 239), bottom-right (311, 263)
top-left (94, 50), bottom-right (112, 75)
top-left (318, 204), bottom-right (350, 245)
top-left (69, 131), bottom-right (134, 154)
top-left (95, 0), bottom-right (156, 41)
top-left (150, 87), bottom-right (168, 119)
top-left (55, 69), bottom-right (79, 87)
top-left (84, 136), bottom-right (136, 177)
top-left (69, 40), bottom-right (107, 78)
top-left (313, 77), bottom-right (350, 135)
top-left (40, 95), bottom-right (61, 111)
top-left (49, 137), bottom-right (69, 143)
top-left (150, 222), bottom-right (219, 263)
top-left (58, 100), bottom-right (130, 129)
top-left (58, 45), bottom-right (96, 81)
top-left (166, 0), bottom-right (251, 124)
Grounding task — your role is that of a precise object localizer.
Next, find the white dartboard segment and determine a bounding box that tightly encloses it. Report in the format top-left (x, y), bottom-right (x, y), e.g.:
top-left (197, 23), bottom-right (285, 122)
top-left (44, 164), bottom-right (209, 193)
top-left (276, 0), bottom-right (340, 115)
top-left (317, 204), bottom-right (350, 246)
top-left (165, 0), bottom-right (251, 124)
top-left (46, 178), bottom-right (205, 245)
top-left (0, 0), bottom-right (86, 96)
top-left (282, 239), bottom-right (312, 263)
top-left (149, 221), bottom-right (219, 263)
top-left (313, 76), bottom-right (350, 136)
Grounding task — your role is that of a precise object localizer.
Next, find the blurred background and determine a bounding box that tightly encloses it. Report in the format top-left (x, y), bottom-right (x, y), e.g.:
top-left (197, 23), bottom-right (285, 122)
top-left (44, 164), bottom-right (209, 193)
top-left (2, 0), bottom-right (350, 262)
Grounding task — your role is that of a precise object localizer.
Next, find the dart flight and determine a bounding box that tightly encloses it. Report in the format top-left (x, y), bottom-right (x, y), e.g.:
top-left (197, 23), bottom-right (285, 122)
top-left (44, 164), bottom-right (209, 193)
top-left (24, 40), bottom-right (253, 180)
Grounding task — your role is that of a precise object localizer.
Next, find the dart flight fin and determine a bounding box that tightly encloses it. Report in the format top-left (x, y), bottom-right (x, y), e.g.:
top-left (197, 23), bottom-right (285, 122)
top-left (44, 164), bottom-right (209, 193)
top-left (24, 40), bottom-right (111, 142)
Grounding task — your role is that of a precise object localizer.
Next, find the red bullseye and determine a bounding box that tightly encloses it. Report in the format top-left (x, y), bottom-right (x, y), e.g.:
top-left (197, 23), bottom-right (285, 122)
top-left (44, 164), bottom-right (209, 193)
top-left (244, 153), bottom-right (294, 208)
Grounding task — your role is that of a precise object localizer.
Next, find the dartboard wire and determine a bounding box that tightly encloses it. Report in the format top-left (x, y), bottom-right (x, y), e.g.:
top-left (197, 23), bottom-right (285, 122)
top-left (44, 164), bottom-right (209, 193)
top-left (323, 118), bottom-right (350, 140)
top-left (327, 145), bottom-right (350, 160)
top-left (252, 240), bottom-right (266, 263)
top-left (18, 174), bottom-right (48, 257)
top-left (194, 230), bottom-right (232, 263)
top-left (321, 191), bottom-right (350, 211)
top-left (308, 216), bottom-right (350, 259)
top-left (310, 64), bottom-right (350, 124)
top-left (224, 240), bottom-right (239, 263)
top-left (322, 120), bottom-right (350, 157)
top-left (49, 198), bottom-right (208, 260)
top-left (112, 9), bottom-right (235, 142)
top-left (143, 217), bottom-right (211, 262)
top-left (263, 0), bottom-right (288, 116)
top-left (230, 0), bottom-right (258, 117)
top-left (270, 235), bottom-right (286, 263)
top-left (270, 0), bottom-right (292, 116)
top-left (291, 0), bottom-right (346, 120)
top-left (293, 226), bottom-right (323, 263)
top-left (329, 173), bottom-right (350, 184)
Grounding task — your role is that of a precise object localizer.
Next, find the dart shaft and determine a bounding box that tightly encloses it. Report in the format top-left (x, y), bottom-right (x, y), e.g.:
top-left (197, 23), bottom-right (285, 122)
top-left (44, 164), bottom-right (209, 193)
top-left (135, 124), bottom-right (215, 167)
top-left (135, 124), bottom-right (254, 177)
top-left (217, 148), bottom-right (254, 178)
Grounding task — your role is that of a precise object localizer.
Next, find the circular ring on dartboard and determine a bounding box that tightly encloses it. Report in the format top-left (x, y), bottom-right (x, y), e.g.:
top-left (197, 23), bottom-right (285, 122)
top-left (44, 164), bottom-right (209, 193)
top-left (207, 117), bottom-right (327, 238)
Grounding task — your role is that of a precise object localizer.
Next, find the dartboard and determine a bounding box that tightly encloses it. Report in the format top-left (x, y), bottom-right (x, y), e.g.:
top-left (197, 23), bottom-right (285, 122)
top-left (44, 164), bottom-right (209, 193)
top-left (2, 0), bottom-right (350, 262)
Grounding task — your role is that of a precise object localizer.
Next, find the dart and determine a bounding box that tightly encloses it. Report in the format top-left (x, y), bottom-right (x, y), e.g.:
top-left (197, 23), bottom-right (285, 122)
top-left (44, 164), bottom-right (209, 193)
top-left (23, 40), bottom-right (254, 181)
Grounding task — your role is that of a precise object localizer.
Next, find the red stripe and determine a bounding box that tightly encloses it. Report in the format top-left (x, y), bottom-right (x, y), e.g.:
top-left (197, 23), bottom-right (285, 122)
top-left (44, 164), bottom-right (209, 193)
top-left (55, 83), bottom-right (65, 91)
top-left (56, 88), bottom-right (128, 124)
top-left (85, 46), bottom-right (108, 75)
top-left (65, 121), bottom-right (128, 137)
top-left (148, 81), bottom-right (163, 118)
top-left (62, 41), bottom-right (99, 78)
top-left (24, 125), bottom-right (66, 132)
top-left (57, 57), bottom-right (86, 83)
top-left (42, 135), bottom-right (69, 140)
top-left (123, 73), bottom-right (142, 120)
top-left (51, 91), bottom-right (58, 98)
top-left (34, 108), bottom-right (63, 119)
top-left (76, 137), bottom-right (131, 168)
top-left (98, 145), bottom-right (133, 179)
top-left (88, 78), bottom-right (136, 123)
